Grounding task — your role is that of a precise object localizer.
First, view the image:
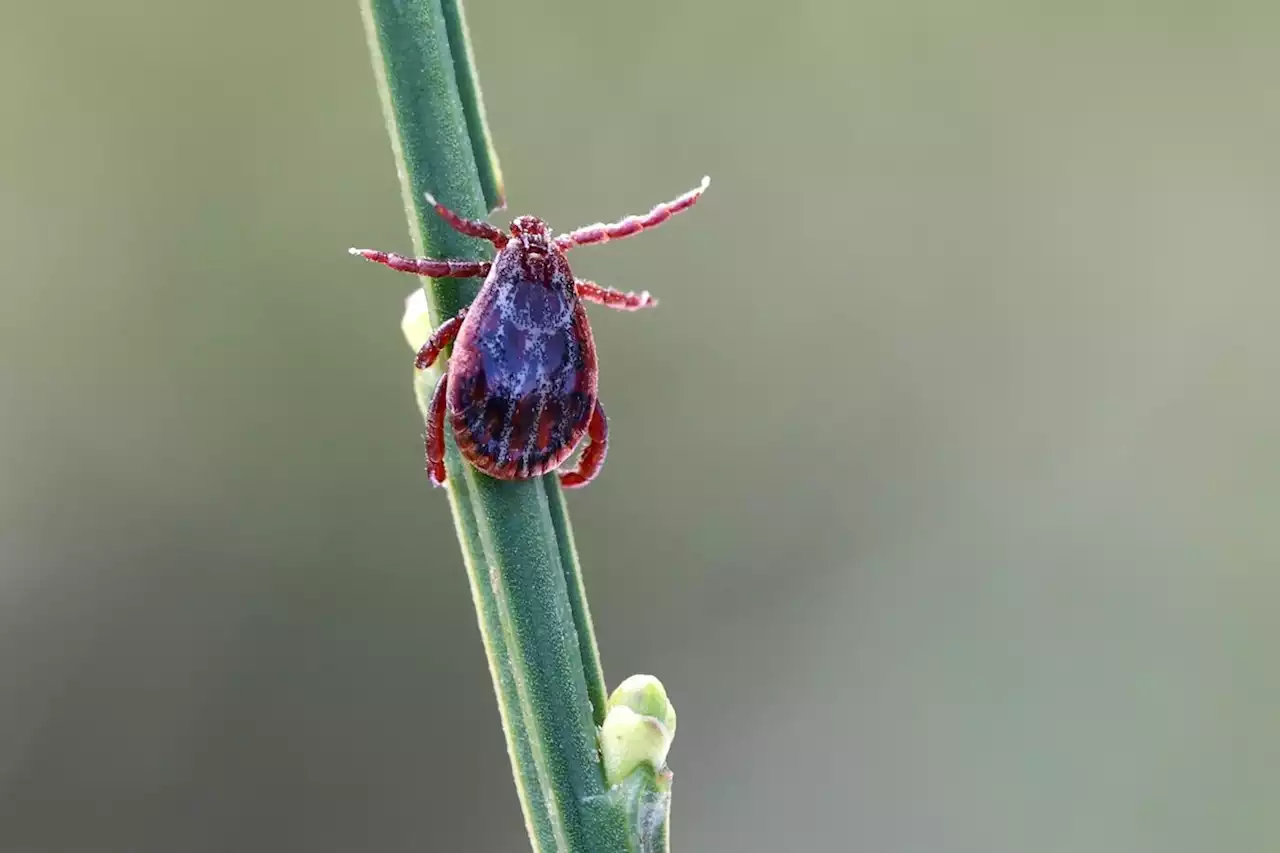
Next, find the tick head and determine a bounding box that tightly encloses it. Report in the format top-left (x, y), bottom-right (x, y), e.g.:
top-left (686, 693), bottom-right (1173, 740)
top-left (509, 215), bottom-right (551, 255)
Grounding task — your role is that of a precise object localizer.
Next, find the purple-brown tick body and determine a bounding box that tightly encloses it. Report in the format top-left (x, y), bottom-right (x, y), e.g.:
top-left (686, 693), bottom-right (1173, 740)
top-left (351, 177), bottom-right (710, 488)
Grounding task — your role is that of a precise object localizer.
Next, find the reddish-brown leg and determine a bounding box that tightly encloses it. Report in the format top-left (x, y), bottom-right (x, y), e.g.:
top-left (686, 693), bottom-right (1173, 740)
top-left (415, 308), bottom-right (468, 369)
top-left (559, 400), bottom-right (608, 489)
top-left (576, 279), bottom-right (657, 311)
top-left (349, 248), bottom-right (491, 279)
top-left (554, 176), bottom-right (710, 251)
top-left (424, 372), bottom-right (449, 487)
top-left (424, 191), bottom-right (508, 248)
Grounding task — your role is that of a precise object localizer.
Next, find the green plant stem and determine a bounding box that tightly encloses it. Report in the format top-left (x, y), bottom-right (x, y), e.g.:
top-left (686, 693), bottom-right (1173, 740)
top-left (439, 0), bottom-right (504, 213)
top-left (358, 1), bottom-right (630, 850)
top-left (545, 479), bottom-right (609, 727)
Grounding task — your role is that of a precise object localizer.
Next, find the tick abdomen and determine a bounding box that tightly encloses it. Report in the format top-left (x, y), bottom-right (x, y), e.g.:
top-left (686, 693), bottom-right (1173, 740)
top-left (448, 277), bottom-right (598, 479)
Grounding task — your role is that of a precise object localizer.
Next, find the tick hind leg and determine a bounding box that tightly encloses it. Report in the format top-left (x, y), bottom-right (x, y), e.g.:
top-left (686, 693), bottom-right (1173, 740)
top-left (558, 400), bottom-right (608, 489)
top-left (424, 373), bottom-right (449, 487)
top-left (554, 176), bottom-right (710, 251)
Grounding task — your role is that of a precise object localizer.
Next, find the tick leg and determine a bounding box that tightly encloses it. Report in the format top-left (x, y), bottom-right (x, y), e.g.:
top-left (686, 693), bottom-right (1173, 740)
top-left (415, 308), bottom-right (468, 370)
top-left (349, 248), bottom-right (491, 279)
top-left (424, 191), bottom-right (509, 248)
top-left (554, 176), bottom-right (710, 251)
top-left (576, 279), bottom-right (658, 311)
top-left (559, 400), bottom-right (608, 489)
top-left (424, 372), bottom-right (449, 487)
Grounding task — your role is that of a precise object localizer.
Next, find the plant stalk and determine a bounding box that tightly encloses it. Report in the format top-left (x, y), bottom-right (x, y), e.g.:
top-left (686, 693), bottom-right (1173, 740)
top-left (357, 1), bottom-right (633, 850)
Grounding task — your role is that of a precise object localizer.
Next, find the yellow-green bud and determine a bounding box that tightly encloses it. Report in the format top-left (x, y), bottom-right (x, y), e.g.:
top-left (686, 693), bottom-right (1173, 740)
top-left (400, 288), bottom-right (432, 351)
top-left (600, 675), bottom-right (677, 786)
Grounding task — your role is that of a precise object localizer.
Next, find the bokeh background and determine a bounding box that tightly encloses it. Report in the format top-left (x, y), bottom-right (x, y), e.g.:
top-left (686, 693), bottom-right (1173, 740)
top-left (2, 1), bottom-right (1278, 851)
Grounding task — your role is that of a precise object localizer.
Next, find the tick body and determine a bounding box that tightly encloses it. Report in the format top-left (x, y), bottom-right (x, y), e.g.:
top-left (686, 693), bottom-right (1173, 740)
top-left (351, 177), bottom-right (709, 488)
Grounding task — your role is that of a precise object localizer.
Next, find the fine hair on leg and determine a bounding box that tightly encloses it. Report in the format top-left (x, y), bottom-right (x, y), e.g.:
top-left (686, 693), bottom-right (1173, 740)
top-left (559, 400), bottom-right (608, 488)
top-left (555, 176), bottom-right (710, 251)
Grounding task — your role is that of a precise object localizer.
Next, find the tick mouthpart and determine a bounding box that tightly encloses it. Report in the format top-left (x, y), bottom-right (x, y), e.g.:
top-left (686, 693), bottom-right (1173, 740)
top-left (519, 236), bottom-right (551, 257)
top-left (510, 214), bottom-right (551, 252)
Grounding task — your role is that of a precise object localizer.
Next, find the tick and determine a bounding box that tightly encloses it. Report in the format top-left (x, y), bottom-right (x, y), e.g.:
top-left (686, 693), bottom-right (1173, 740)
top-left (350, 176), bottom-right (710, 489)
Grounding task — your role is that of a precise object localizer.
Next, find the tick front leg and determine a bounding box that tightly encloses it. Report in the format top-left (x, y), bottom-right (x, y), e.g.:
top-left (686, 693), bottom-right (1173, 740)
top-left (415, 307), bottom-right (468, 370)
top-left (559, 400), bottom-right (608, 489)
top-left (576, 279), bottom-right (658, 311)
top-left (554, 176), bottom-right (710, 251)
top-left (424, 372), bottom-right (450, 487)
top-left (349, 248), bottom-right (491, 279)
top-left (424, 191), bottom-right (509, 248)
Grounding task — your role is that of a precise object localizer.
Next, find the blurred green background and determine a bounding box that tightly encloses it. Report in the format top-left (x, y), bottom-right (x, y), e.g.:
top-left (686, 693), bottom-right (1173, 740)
top-left (2, 1), bottom-right (1278, 851)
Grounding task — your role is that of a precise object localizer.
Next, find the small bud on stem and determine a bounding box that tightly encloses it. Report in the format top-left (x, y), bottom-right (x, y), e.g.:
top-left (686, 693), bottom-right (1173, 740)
top-left (601, 675), bottom-right (677, 786)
